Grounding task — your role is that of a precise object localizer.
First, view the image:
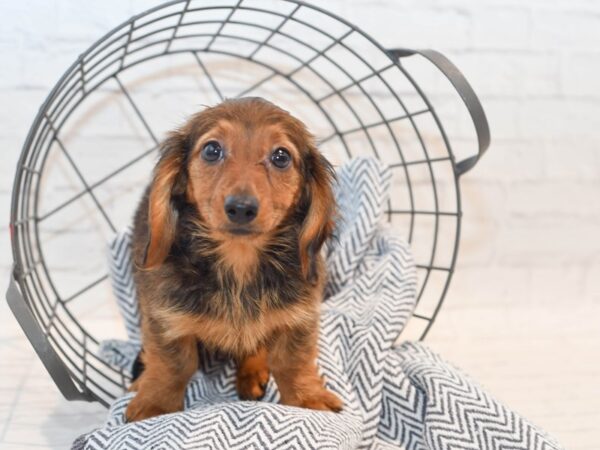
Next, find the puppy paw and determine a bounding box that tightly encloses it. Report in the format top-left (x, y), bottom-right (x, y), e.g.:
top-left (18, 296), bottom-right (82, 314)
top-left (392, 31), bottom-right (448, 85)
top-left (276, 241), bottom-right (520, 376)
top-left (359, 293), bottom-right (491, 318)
top-left (236, 367), bottom-right (269, 400)
top-left (125, 394), bottom-right (183, 422)
top-left (299, 389), bottom-right (343, 413)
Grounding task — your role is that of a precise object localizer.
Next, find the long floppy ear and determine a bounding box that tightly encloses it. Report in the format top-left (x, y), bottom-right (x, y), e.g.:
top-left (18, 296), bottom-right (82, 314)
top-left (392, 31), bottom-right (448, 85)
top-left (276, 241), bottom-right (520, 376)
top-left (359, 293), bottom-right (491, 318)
top-left (143, 132), bottom-right (188, 269)
top-left (298, 145), bottom-right (336, 283)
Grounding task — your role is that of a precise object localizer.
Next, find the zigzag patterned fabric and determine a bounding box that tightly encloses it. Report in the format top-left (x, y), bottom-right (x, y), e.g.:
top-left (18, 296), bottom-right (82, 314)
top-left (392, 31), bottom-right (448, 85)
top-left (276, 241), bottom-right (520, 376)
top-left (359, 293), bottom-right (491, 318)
top-left (76, 157), bottom-right (563, 450)
top-left (107, 230), bottom-right (140, 344)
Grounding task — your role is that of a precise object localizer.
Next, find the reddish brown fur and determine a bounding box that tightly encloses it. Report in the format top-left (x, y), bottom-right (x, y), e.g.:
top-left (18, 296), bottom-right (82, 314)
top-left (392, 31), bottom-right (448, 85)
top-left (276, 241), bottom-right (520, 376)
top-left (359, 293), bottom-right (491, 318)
top-left (236, 347), bottom-right (269, 400)
top-left (126, 98), bottom-right (341, 422)
top-left (145, 150), bottom-right (183, 268)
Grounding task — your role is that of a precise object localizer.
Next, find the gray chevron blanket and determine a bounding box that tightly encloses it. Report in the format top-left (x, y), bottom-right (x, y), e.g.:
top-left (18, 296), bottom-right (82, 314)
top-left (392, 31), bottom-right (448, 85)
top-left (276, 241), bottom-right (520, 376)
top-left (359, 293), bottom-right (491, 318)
top-left (74, 157), bottom-right (562, 450)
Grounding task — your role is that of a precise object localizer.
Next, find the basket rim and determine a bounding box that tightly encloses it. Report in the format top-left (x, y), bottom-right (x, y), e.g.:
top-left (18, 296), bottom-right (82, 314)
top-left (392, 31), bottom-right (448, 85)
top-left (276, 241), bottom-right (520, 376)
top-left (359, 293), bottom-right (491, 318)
top-left (6, 0), bottom-right (491, 405)
top-left (10, 0), bottom-right (462, 339)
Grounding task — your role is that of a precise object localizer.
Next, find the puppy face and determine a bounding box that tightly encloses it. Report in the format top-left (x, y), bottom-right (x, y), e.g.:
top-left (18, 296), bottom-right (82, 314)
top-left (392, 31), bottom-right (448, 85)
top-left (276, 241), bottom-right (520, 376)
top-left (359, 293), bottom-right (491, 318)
top-left (144, 98), bottom-right (335, 281)
top-left (186, 113), bottom-right (302, 238)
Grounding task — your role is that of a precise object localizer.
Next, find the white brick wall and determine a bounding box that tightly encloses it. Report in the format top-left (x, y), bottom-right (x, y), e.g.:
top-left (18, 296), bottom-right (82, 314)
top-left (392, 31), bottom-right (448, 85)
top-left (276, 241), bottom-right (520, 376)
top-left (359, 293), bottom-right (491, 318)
top-left (1, 2), bottom-right (599, 448)
top-left (1, 0), bottom-right (599, 306)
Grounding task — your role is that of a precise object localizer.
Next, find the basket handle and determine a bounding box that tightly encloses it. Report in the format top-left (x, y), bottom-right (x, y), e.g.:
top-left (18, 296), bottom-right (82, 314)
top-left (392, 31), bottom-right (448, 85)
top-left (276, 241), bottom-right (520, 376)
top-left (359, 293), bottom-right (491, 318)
top-left (388, 48), bottom-right (490, 177)
top-left (6, 269), bottom-right (94, 402)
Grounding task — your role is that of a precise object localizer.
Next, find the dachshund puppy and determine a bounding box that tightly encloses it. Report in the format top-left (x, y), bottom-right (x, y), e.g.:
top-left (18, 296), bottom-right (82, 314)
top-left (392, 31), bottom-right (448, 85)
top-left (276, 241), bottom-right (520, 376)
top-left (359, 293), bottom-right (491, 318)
top-left (126, 97), bottom-right (342, 422)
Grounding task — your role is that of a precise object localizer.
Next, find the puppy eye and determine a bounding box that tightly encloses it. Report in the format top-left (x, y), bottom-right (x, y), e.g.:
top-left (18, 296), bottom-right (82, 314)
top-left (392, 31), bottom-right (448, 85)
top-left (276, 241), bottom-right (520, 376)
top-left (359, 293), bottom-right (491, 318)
top-left (201, 141), bottom-right (223, 163)
top-left (270, 147), bottom-right (291, 169)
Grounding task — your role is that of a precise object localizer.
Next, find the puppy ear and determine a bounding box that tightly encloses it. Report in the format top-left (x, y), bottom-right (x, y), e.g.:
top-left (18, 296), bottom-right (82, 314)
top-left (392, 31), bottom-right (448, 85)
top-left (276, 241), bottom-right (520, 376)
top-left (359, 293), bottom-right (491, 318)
top-left (143, 132), bottom-right (188, 269)
top-left (298, 145), bottom-right (336, 283)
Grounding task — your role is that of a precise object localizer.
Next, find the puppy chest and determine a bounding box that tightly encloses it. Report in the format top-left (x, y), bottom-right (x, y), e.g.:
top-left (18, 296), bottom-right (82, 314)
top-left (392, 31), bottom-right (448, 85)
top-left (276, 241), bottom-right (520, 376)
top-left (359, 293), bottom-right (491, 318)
top-left (163, 306), bottom-right (308, 356)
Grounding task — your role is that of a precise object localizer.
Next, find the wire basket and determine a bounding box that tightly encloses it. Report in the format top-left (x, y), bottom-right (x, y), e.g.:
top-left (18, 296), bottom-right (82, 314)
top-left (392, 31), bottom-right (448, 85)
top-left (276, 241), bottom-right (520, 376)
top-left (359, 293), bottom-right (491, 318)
top-left (7, 0), bottom-right (489, 407)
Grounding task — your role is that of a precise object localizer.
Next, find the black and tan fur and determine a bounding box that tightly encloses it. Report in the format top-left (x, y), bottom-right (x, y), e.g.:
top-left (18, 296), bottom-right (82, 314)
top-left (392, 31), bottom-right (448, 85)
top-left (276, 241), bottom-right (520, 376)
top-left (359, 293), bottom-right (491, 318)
top-left (126, 97), bottom-right (341, 422)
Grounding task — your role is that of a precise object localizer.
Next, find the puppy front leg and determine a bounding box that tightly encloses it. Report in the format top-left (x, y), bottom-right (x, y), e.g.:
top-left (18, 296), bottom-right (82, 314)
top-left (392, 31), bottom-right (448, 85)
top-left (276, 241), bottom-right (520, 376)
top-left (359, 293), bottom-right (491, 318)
top-left (269, 318), bottom-right (342, 412)
top-left (236, 347), bottom-right (270, 400)
top-left (126, 333), bottom-right (198, 422)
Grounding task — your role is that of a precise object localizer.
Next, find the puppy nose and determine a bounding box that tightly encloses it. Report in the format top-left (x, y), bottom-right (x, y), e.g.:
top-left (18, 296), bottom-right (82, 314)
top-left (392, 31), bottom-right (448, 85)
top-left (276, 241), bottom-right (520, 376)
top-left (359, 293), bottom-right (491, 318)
top-left (224, 195), bottom-right (259, 225)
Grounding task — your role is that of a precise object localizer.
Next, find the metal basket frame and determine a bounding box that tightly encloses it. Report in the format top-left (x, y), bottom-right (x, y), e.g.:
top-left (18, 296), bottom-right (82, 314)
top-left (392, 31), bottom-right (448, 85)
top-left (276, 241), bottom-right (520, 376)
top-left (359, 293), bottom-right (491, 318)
top-left (7, 0), bottom-right (490, 407)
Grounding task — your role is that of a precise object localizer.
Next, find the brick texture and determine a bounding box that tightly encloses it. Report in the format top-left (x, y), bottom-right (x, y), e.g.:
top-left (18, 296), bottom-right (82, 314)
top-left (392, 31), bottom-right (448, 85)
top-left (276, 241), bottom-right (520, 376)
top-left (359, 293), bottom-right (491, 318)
top-left (1, 3), bottom-right (599, 449)
top-left (0, 1), bottom-right (598, 309)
